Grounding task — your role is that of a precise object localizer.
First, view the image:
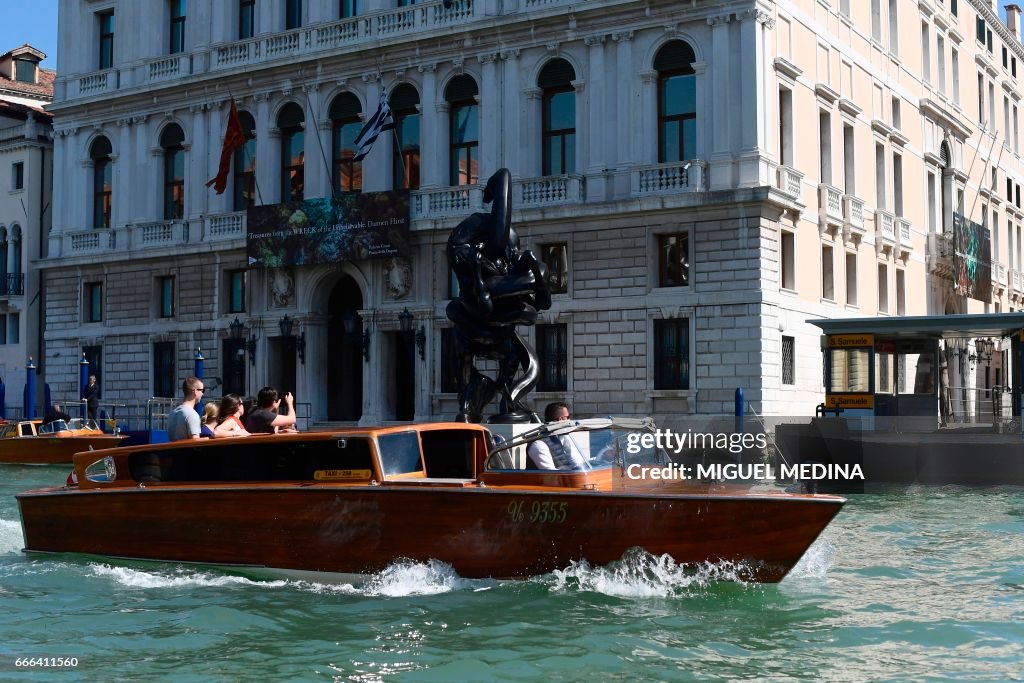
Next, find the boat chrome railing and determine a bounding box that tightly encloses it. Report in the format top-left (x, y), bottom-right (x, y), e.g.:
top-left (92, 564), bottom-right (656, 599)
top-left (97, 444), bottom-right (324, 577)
top-left (485, 417), bottom-right (658, 471)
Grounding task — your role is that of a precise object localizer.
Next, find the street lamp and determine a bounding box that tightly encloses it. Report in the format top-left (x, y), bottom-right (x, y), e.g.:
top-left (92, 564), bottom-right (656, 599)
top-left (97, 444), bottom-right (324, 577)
top-left (229, 316), bottom-right (245, 340)
top-left (342, 310), bottom-right (370, 362)
top-left (246, 334), bottom-right (257, 366)
top-left (398, 308), bottom-right (425, 362)
top-left (279, 314), bottom-right (294, 338)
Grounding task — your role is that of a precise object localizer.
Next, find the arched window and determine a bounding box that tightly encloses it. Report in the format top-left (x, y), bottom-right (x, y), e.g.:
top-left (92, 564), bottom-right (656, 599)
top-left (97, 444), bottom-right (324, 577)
top-left (446, 75), bottom-right (479, 186)
top-left (233, 111), bottom-right (257, 211)
top-left (278, 103), bottom-right (305, 202)
top-left (90, 136), bottom-right (113, 229)
top-left (0, 228), bottom-right (8, 280)
top-left (391, 84), bottom-right (420, 190)
top-left (9, 226), bottom-right (21, 275)
top-left (160, 124), bottom-right (185, 220)
top-left (655, 41), bottom-right (697, 163)
top-left (539, 59), bottom-right (576, 175)
top-left (330, 93), bottom-right (362, 193)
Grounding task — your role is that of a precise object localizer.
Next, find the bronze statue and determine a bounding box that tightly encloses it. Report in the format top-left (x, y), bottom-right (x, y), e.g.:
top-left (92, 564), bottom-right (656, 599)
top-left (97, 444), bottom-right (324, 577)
top-left (446, 169), bottom-right (551, 423)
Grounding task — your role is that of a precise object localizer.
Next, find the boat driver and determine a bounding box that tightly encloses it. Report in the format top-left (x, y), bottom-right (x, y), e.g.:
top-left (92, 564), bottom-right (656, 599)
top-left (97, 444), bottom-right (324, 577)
top-left (526, 401), bottom-right (588, 470)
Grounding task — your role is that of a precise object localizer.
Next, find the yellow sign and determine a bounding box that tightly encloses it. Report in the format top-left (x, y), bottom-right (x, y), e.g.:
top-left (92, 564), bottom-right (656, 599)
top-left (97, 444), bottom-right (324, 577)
top-left (313, 469), bottom-right (371, 481)
top-left (825, 394), bottom-right (875, 409)
top-left (828, 334), bottom-right (874, 348)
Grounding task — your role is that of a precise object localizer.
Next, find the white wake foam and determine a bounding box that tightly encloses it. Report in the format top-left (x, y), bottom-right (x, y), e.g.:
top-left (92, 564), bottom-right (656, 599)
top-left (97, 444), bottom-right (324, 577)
top-left (360, 559), bottom-right (474, 597)
top-left (784, 537), bottom-right (837, 580)
top-left (547, 548), bottom-right (750, 597)
top-left (89, 563), bottom-right (289, 589)
top-left (0, 519), bottom-right (23, 555)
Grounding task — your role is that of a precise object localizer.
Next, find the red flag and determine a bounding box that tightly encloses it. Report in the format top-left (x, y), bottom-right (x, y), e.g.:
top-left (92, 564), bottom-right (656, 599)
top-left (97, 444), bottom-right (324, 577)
top-left (206, 98), bottom-right (246, 194)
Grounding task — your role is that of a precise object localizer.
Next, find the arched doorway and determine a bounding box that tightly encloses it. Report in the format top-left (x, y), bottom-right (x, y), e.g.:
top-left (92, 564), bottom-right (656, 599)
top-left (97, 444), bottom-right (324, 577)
top-left (328, 275), bottom-right (363, 421)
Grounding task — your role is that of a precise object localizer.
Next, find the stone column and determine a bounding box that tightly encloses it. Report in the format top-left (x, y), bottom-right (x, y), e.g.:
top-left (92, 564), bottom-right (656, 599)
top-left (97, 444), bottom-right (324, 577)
top-left (612, 31), bottom-right (633, 196)
top-left (50, 130), bottom-right (67, 235)
top-left (478, 53), bottom-right (499, 177)
top-left (188, 104), bottom-right (208, 219)
top-left (737, 9), bottom-right (775, 187)
top-left (77, 159), bottom-right (93, 233)
top-left (418, 63), bottom-right (439, 188)
top-left (254, 93), bottom-right (276, 205)
top-left (707, 15), bottom-right (734, 190)
top-left (500, 49), bottom-right (521, 174)
top-left (132, 116), bottom-right (151, 221)
top-left (638, 69), bottom-right (657, 163)
top-left (435, 100), bottom-right (450, 187)
top-left (114, 118), bottom-right (132, 228)
top-left (301, 83), bottom-right (325, 199)
top-left (524, 87), bottom-right (542, 176)
top-left (585, 34), bottom-right (607, 198)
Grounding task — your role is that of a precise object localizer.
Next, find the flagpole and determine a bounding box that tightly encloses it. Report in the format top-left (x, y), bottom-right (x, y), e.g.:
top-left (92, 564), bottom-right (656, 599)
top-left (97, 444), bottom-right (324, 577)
top-left (302, 86), bottom-right (336, 201)
top-left (391, 119), bottom-right (408, 190)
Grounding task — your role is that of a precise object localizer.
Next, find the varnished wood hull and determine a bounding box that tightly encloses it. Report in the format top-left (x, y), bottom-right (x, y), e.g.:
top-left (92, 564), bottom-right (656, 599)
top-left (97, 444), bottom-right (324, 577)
top-left (17, 485), bottom-right (843, 582)
top-left (0, 435), bottom-right (126, 465)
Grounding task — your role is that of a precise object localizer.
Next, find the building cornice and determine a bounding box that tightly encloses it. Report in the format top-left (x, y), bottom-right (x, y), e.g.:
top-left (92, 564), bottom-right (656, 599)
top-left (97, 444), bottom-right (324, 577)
top-left (970, 0), bottom-right (1024, 64)
top-left (919, 98), bottom-right (973, 140)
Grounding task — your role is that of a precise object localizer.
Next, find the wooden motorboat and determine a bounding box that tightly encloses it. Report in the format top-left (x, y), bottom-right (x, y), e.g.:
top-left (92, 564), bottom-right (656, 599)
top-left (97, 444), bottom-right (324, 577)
top-left (16, 419), bottom-right (844, 582)
top-left (0, 418), bottom-right (127, 465)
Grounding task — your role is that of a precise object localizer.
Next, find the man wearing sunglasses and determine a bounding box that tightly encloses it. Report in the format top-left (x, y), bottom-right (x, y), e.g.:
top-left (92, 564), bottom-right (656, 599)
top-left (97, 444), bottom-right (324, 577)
top-left (167, 376), bottom-right (204, 441)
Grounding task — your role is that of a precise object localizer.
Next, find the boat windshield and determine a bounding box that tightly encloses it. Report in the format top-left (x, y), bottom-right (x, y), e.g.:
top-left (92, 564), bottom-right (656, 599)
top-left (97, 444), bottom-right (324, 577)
top-left (67, 418), bottom-right (102, 431)
top-left (486, 418), bottom-right (672, 472)
top-left (38, 420), bottom-right (71, 435)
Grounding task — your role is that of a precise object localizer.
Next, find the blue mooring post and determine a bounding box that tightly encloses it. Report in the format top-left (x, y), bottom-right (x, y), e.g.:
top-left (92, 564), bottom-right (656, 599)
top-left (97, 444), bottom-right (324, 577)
top-left (735, 387), bottom-right (745, 434)
top-left (194, 348), bottom-right (205, 415)
top-left (734, 388), bottom-right (745, 463)
top-left (79, 353), bottom-right (90, 419)
top-left (25, 357), bottom-right (36, 420)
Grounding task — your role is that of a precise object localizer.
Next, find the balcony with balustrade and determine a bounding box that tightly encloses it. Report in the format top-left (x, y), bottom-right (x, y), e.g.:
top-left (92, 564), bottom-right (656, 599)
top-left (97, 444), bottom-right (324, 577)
top-left (994, 263), bottom-right (1007, 295)
top-left (0, 273), bottom-right (25, 297)
top-left (66, 0), bottom-right (510, 101)
top-left (874, 209), bottom-right (896, 256)
top-left (895, 218), bottom-right (912, 261)
top-left (818, 184), bottom-right (843, 235)
top-left (842, 194), bottom-right (866, 244)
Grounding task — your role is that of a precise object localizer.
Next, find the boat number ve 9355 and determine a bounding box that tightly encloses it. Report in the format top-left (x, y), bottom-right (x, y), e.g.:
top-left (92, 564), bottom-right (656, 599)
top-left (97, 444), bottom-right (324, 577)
top-left (506, 500), bottom-right (568, 524)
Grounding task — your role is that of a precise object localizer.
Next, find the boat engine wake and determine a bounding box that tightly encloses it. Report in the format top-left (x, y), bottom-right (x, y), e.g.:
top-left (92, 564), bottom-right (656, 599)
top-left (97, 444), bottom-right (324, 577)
top-left (546, 548), bottom-right (753, 597)
top-left (0, 519), bottom-right (23, 555)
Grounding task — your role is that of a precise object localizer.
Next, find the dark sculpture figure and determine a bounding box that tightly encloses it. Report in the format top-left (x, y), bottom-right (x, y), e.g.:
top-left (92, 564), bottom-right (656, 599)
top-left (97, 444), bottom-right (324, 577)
top-left (446, 168), bottom-right (552, 423)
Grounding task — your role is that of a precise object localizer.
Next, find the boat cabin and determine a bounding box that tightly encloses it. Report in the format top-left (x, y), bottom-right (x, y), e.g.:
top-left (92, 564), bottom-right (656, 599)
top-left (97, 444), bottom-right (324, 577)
top-left (70, 419), bottom-right (661, 492)
top-left (813, 313), bottom-right (1024, 431)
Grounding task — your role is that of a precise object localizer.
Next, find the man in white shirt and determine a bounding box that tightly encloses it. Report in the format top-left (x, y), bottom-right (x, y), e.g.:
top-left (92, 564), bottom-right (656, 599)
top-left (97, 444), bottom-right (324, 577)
top-left (167, 376), bottom-right (204, 441)
top-left (527, 402), bottom-right (588, 470)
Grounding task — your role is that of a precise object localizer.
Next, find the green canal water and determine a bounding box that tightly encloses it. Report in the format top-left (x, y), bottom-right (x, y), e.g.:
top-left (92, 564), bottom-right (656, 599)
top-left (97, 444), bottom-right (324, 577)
top-left (1, 466), bottom-right (1022, 682)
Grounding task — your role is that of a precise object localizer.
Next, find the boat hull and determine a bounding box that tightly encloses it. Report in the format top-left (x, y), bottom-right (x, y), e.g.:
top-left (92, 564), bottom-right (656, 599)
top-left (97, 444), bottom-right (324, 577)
top-left (0, 436), bottom-right (126, 465)
top-left (17, 485), bottom-right (842, 582)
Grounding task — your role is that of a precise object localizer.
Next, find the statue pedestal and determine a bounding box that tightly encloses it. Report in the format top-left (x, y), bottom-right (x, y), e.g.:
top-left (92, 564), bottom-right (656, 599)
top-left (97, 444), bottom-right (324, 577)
top-left (486, 422), bottom-right (539, 470)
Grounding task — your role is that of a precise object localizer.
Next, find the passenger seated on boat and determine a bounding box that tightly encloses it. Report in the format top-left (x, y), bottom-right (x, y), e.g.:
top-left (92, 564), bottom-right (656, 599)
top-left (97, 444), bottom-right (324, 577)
top-left (42, 404), bottom-right (71, 426)
top-left (245, 386), bottom-right (297, 434)
top-left (526, 402), bottom-right (588, 470)
top-left (200, 403), bottom-right (219, 438)
top-left (214, 394), bottom-right (251, 438)
top-left (167, 377), bottom-right (205, 441)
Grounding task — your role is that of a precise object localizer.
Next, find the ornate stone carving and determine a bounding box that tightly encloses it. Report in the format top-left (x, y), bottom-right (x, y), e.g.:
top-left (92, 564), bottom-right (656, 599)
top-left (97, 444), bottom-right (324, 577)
top-left (383, 257), bottom-right (413, 300)
top-left (270, 268), bottom-right (294, 308)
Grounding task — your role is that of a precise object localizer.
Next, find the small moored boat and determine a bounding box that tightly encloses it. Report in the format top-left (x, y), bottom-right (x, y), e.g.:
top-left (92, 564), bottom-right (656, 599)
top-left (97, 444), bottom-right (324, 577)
top-left (16, 419), bottom-right (844, 582)
top-left (0, 418), bottom-right (127, 465)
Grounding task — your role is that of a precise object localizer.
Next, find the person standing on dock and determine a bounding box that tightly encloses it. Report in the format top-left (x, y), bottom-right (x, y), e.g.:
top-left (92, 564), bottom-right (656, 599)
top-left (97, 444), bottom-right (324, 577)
top-left (82, 375), bottom-right (100, 420)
